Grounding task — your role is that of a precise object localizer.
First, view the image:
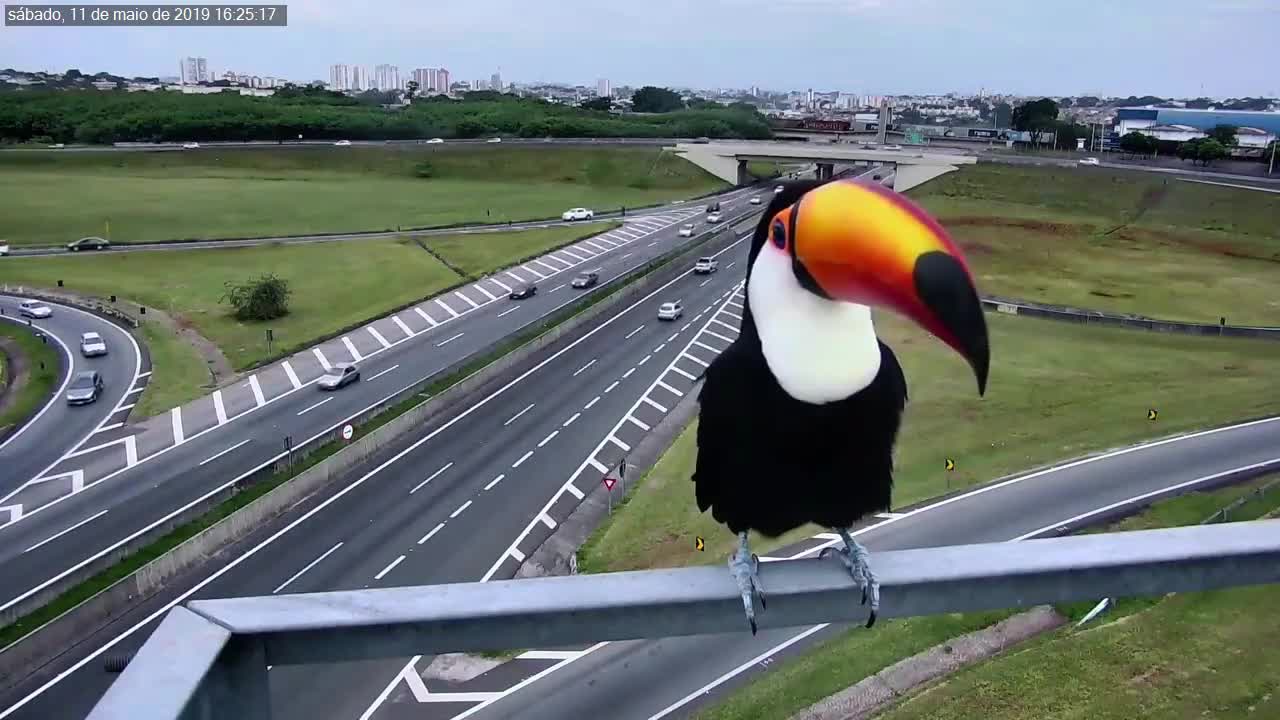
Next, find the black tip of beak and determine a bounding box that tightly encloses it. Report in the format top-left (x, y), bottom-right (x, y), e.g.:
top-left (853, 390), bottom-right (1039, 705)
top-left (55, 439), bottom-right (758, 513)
top-left (914, 251), bottom-right (990, 397)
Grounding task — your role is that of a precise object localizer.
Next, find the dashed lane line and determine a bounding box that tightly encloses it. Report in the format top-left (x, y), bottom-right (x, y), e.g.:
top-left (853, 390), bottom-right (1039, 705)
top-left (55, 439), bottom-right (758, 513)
top-left (410, 462), bottom-right (453, 495)
top-left (273, 541), bottom-right (344, 594)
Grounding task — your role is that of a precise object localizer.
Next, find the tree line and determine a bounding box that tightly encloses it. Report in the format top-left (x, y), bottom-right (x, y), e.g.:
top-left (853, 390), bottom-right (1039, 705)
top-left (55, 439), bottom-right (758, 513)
top-left (0, 87), bottom-right (772, 145)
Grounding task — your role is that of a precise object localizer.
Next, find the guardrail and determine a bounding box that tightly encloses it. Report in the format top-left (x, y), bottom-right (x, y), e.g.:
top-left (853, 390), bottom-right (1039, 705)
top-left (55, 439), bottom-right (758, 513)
top-left (981, 295), bottom-right (1280, 341)
top-left (0, 286), bottom-right (142, 329)
top-left (85, 519), bottom-right (1280, 720)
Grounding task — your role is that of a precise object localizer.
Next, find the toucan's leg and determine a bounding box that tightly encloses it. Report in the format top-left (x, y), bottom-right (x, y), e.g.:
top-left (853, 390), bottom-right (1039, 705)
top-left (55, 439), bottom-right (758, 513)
top-left (728, 531), bottom-right (767, 636)
top-left (819, 529), bottom-right (880, 629)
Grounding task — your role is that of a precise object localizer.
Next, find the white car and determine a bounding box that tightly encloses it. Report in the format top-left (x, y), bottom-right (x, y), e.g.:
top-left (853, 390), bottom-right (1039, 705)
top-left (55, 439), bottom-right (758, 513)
top-left (1078, 157), bottom-right (1100, 166)
top-left (678, 223), bottom-right (695, 238)
top-left (427, 138), bottom-right (444, 144)
top-left (882, 144), bottom-right (902, 150)
top-left (182, 142), bottom-right (200, 150)
top-left (694, 257), bottom-right (718, 274)
top-left (749, 196), bottom-right (762, 205)
top-left (487, 137), bottom-right (502, 143)
top-left (562, 208), bottom-right (594, 221)
top-left (19, 300), bottom-right (52, 319)
top-left (0, 242), bottom-right (9, 257)
top-left (706, 212), bottom-right (723, 224)
top-left (657, 300), bottom-right (684, 321)
top-left (334, 140), bottom-right (352, 147)
top-left (774, 185), bottom-right (784, 194)
top-left (80, 331), bottom-right (108, 357)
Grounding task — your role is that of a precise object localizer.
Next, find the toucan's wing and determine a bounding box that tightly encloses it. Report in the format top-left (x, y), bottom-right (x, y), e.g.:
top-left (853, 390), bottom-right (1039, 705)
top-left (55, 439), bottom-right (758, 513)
top-left (691, 339), bottom-right (761, 515)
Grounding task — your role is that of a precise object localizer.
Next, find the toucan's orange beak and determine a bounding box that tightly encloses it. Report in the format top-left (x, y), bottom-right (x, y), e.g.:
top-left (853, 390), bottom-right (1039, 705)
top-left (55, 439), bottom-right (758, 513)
top-left (775, 178), bottom-right (989, 395)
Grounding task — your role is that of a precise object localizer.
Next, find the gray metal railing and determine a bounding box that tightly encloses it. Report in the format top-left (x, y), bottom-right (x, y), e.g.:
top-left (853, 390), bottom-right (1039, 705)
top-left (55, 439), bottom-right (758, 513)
top-left (87, 519), bottom-right (1280, 720)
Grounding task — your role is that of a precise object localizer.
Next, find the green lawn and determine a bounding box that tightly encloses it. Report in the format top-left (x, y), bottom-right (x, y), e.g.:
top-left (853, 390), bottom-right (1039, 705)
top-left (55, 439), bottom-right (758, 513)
top-left (0, 147), bottom-right (727, 246)
top-left (0, 223), bottom-right (612, 415)
top-left (578, 312), bottom-right (1280, 574)
top-left (689, 476), bottom-right (1280, 720)
top-left (0, 321), bottom-right (60, 434)
top-left (907, 164), bottom-right (1280, 325)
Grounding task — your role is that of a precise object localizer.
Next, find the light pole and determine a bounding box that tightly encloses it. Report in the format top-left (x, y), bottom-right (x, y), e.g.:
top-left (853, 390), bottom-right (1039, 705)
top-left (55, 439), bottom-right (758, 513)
top-left (1269, 139), bottom-right (1276, 176)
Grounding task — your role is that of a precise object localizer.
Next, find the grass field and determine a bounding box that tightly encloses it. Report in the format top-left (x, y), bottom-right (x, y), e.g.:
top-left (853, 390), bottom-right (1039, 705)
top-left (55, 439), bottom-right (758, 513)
top-left (908, 164), bottom-right (1280, 326)
top-left (577, 312), bottom-right (1280, 574)
top-left (0, 321), bottom-right (60, 434)
top-left (688, 475), bottom-right (1280, 720)
top-left (0, 147), bottom-right (727, 246)
top-left (0, 223), bottom-right (612, 414)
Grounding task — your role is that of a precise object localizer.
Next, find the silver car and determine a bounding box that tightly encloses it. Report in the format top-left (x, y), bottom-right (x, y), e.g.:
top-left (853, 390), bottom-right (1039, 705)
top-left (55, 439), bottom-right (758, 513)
top-left (318, 362), bottom-right (360, 391)
top-left (66, 370), bottom-right (104, 405)
top-left (19, 300), bottom-right (52, 319)
top-left (80, 331), bottom-right (108, 357)
top-left (657, 300), bottom-right (684, 321)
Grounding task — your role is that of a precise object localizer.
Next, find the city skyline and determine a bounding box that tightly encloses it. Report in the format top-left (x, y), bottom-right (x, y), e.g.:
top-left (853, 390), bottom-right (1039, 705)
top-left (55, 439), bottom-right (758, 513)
top-left (3, 0), bottom-right (1277, 98)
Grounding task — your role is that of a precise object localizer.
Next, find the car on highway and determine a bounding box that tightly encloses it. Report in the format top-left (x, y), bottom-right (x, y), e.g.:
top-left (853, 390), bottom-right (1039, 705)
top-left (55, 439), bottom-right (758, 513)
top-left (678, 223), bottom-right (695, 238)
top-left (317, 362), bottom-right (360, 391)
top-left (19, 300), bottom-right (52, 319)
top-left (334, 140), bottom-right (352, 147)
top-left (706, 201), bottom-right (721, 213)
top-left (562, 207), bottom-right (595, 221)
top-left (657, 300), bottom-right (684, 321)
top-left (774, 185), bottom-right (784, 194)
top-left (571, 272), bottom-right (599, 289)
top-left (0, 241), bottom-right (9, 257)
top-left (487, 137), bottom-right (502, 143)
top-left (65, 370), bottom-right (104, 406)
top-left (509, 283), bottom-right (537, 300)
top-left (883, 144), bottom-right (902, 150)
top-left (749, 196), bottom-right (762, 205)
top-left (427, 138), bottom-right (444, 144)
top-left (1079, 157), bottom-right (1100, 166)
top-left (706, 211), bottom-right (723, 224)
top-left (80, 332), bottom-right (108, 357)
top-left (182, 142), bottom-right (200, 150)
top-left (67, 236), bottom-right (110, 252)
top-left (693, 257), bottom-right (718, 274)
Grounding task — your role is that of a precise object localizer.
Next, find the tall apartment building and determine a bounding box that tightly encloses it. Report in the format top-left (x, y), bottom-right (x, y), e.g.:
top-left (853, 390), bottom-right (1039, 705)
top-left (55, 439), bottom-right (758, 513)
top-left (329, 64), bottom-right (351, 91)
top-left (374, 64), bottom-right (400, 91)
top-left (180, 57), bottom-right (208, 85)
top-left (596, 78), bottom-right (611, 98)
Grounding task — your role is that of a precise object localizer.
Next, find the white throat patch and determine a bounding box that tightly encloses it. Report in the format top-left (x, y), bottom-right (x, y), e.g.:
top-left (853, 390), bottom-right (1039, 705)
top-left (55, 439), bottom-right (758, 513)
top-left (747, 244), bottom-right (882, 404)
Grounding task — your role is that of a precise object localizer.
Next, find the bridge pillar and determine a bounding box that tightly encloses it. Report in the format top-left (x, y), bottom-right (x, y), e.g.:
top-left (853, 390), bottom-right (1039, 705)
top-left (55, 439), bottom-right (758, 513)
top-left (817, 163), bottom-right (834, 181)
top-left (736, 159), bottom-right (752, 187)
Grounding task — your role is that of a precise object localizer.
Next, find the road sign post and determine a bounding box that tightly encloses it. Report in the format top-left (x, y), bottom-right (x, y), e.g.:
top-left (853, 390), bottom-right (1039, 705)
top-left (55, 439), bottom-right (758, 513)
top-left (283, 435), bottom-right (293, 469)
top-left (341, 424), bottom-right (354, 442)
top-left (602, 475), bottom-right (617, 515)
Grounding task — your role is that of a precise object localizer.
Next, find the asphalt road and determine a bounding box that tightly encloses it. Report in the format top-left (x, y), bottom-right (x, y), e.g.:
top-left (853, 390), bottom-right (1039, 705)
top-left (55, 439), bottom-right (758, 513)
top-left (5, 138), bottom-right (695, 154)
top-left (0, 296), bottom-right (146, 497)
top-left (0, 227), bottom-right (757, 720)
top-left (0, 183), bottom-right (764, 616)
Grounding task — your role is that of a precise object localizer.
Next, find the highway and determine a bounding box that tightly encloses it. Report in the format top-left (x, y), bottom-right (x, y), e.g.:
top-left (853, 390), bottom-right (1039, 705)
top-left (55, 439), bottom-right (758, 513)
top-left (0, 183), bottom-right (763, 616)
top-left (0, 296), bottom-right (146, 497)
top-left (0, 225), bottom-right (757, 720)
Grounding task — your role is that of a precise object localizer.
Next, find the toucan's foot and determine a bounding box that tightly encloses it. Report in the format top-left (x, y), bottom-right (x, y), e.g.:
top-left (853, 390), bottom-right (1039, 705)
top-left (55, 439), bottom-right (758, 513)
top-left (819, 531), bottom-right (880, 629)
top-left (728, 532), bottom-right (766, 635)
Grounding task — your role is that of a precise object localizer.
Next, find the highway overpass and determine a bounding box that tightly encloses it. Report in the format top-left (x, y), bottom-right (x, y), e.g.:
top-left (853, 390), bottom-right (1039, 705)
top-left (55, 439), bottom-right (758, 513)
top-left (669, 141), bottom-right (977, 192)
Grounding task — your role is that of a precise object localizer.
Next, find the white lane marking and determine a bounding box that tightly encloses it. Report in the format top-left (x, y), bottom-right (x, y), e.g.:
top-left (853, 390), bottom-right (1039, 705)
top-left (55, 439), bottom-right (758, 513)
top-left (197, 438), bottom-right (252, 467)
top-left (24, 509), bottom-right (108, 554)
top-left (586, 240), bottom-right (609, 252)
top-left (368, 364), bottom-right (399, 382)
top-left (712, 318), bottom-right (738, 332)
top-left (411, 462), bottom-right (454, 495)
top-left (534, 259), bottom-right (558, 273)
top-left (505, 269), bottom-right (527, 284)
top-left (485, 474), bottom-right (505, 491)
top-left (520, 649), bottom-right (581, 661)
top-left (392, 315), bottom-right (415, 338)
top-left (114, 403), bottom-right (135, 412)
top-left (609, 436), bottom-right (631, 451)
top-left (1179, 177), bottom-right (1280, 194)
top-left (522, 265), bottom-right (547, 280)
top-left (649, 240), bottom-right (660, 247)
top-left (557, 250), bottom-right (584, 264)
top-left (511, 547), bottom-right (526, 562)
top-left (31, 470), bottom-right (84, 493)
top-left (473, 284), bottom-right (498, 302)
top-left (656, 380), bottom-right (685, 397)
top-left (626, 415), bottom-right (650, 431)
top-left (454, 291), bottom-right (481, 310)
top-left (573, 359), bottom-right (597, 377)
top-left (312, 347), bottom-right (332, 370)
top-left (296, 397), bottom-right (332, 417)
top-left (124, 386), bottom-right (143, 396)
top-left (512, 450), bottom-right (534, 468)
top-left (0, 228), bottom-right (746, 716)
top-left (505, 403), bottom-right (535, 426)
top-left (434, 298), bottom-right (461, 318)
top-left (700, 279), bottom-right (712, 287)
top-left (498, 306), bottom-right (520, 318)
top-left (588, 457), bottom-right (610, 474)
top-left (248, 375), bottom-right (266, 406)
top-left (654, 343), bottom-right (666, 353)
top-left (437, 332), bottom-right (464, 347)
top-left (621, 253), bottom-right (634, 260)
top-left (875, 512), bottom-right (907, 519)
top-left (442, 644), bottom-right (611, 720)
top-left (726, 261), bottom-right (737, 269)
top-left (273, 542), bottom-right (344, 594)
top-left (727, 300), bottom-right (743, 309)
top-left (623, 367), bottom-right (637, 379)
top-left (585, 396), bottom-right (602, 410)
top-left (170, 407), bottom-right (185, 445)
top-left (565, 483), bottom-right (585, 500)
top-left (281, 361), bottom-right (302, 389)
top-left (374, 554), bottom-right (406, 581)
top-left (694, 340), bottom-right (721, 354)
top-left (562, 247), bottom-right (591, 260)
top-left (538, 514), bottom-right (557, 529)
top-left (490, 277), bottom-right (513, 293)
top-left (705, 329), bottom-right (736, 344)
top-left (450, 500), bottom-right (473, 518)
top-left (642, 396), bottom-right (669, 413)
top-left (670, 366), bottom-right (697, 381)
top-left (341, 336), bottom-right (364, 362)
top-left (723, 310), bottom-right (743, 321)
top-left (414, 307), bottom-right (439, 327)
top-left (667, 333), bottom-right (679, 343)
top-left (93, 422), bottom-right (123, 434)
top-left (368, 326), bottom-right (392, 349)
top-left (418, 523), bottom-right (445, 545)
top-left (124, 435), bottom-right (137, 467)
top-left (625, 324), bottom-right (645, 339)
top-left (564, 412), bottom-right (581, 427)
top-left (135, 370), bottom-right (152, 379)
top-left (682, 353), bottom-right (709, 367)
top-left (538, 430), bottom-right (559, 448)
top-left (680, 322), bottom-right (692, 332)
top-left (549, 284), bottom-right (566, 293)
top-left (605, 380), bottom-right (620, 393)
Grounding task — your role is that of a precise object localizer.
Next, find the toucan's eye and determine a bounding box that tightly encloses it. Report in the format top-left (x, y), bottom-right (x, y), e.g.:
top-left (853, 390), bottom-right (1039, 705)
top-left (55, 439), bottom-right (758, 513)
top-left (771, 219), bottom-right (787, 249)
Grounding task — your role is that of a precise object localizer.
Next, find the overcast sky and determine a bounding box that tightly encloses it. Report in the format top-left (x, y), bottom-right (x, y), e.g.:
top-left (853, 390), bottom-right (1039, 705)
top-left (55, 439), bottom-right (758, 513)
top-left (4, 0), bottom-right (1277, 98)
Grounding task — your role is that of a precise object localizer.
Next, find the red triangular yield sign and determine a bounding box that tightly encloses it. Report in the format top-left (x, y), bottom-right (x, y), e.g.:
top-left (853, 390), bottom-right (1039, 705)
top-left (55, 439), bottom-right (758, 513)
top-left (602, 476), bottom-right (617, 491)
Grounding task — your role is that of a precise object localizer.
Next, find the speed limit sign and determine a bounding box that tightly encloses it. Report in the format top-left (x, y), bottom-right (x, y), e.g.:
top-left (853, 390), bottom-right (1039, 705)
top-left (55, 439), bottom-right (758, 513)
top-left (341, 424), bottom-right (354, 441)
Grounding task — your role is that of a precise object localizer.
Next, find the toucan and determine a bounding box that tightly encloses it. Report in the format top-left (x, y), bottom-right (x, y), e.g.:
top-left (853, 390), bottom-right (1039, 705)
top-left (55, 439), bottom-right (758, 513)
top-left (691, 177), bottom-right (990, 634)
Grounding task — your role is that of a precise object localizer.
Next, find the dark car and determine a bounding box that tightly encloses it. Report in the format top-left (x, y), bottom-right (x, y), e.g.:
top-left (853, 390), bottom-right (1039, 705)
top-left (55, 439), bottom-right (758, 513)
top-left (705, 201), bottom-right (721, 213)
top-left (509, 283), bottom-right (537, 300)
top-left (66, 370), bottom-right (104, 405)
top-left (571, 272), bottom-right (599, 289)
top-left (67, 236), bottom-right (110, 252)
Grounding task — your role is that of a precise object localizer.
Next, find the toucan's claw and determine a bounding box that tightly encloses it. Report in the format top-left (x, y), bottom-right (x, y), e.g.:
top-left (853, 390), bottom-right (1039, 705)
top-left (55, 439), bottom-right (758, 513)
top-left (730, 533), bottom-right (766, 636)
top-left (824, 531), bottom-right (881, 630)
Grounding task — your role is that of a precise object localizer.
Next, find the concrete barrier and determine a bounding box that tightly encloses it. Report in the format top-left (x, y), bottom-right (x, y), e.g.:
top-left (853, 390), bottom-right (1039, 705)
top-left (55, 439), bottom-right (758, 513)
top-left (980, 295), bottom-right (1279, 341)
top-left (0, 285), bottom-right (141, 329)
top-left (0, 210), bottom-right (759, 688)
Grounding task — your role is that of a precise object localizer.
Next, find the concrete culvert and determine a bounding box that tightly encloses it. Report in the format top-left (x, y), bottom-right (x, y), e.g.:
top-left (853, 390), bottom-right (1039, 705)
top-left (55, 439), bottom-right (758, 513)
top-left (104, 651), bottom-right (135, 673)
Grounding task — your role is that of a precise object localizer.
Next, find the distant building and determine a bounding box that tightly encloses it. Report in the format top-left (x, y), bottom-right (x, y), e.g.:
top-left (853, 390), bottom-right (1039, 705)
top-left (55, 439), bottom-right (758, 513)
top-left (491, 71), bottom-right (502, 92)
top-left (374, 64), bottom-right (400, 92)
top-left (437, 68), bottom-right (450, 94)
top-left (596, 78), bottom-right (610, 98)
top-left (180, 57), bottom-right (208, 85)
top-left (329, 64), bottom-right (351, 91)
top-left (1115, 106), bottom-right (1279, 149)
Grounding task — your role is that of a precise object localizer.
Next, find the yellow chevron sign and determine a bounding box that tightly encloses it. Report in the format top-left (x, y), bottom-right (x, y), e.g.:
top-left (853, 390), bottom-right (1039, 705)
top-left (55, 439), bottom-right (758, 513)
top-left (695, 536), bottom-right (705, 552)
top-left (1148, 409), bottom-right (1158, 421)
top-left (945, 458), bottom-right (956, 472)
